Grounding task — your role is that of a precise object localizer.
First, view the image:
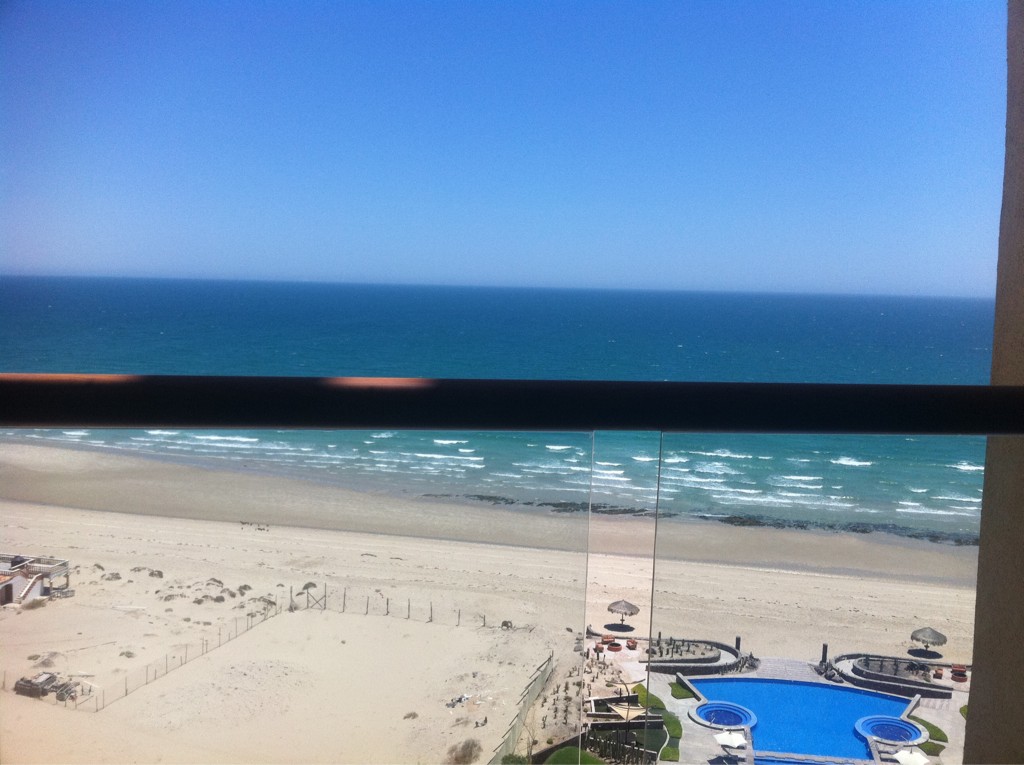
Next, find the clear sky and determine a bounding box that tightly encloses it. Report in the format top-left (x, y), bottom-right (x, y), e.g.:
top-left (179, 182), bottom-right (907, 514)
top-left (0, 1), bottom-right (1007, 296)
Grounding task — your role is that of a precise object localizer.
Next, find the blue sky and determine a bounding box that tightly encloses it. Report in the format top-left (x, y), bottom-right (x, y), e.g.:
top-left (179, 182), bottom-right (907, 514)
top-left (0, 1), bottom-right (1007, 296)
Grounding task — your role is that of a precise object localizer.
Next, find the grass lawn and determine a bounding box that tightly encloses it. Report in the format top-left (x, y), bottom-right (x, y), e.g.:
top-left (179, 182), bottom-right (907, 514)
top-left (662, 710), bottom-right (683, 739)
top-left (669, 682), bottom-right (695, 699)
top-left (545, 747), bottom-right (606, 764)
top-left (909, 715), bottom-right (949, 743)
top-left (632, 683), bottom-right (667, 710)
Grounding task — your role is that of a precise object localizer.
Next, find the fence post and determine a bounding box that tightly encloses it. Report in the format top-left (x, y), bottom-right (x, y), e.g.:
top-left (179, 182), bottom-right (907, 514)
top-left (343, 587), bottom-right (347, 612)
top-left (365, 596), bottom-right (369, 615)
top-left (386, 597), bottom-right (390, 616)
top-left (125, 676), bottom-right (128, 696)
top-left (429, 602), bottom-right (433, 622)
top-left (458, 609), bottom-right (461, 627)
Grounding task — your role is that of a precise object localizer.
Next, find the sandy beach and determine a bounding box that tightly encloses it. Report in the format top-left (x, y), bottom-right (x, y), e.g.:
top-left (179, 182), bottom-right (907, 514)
top-left (0, 442), bottom-right (978, 763)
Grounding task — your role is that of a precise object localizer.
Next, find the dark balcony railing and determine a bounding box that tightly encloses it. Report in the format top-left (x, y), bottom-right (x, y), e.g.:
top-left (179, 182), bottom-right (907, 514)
top-left (1, 373), bottom-right (1023, 434)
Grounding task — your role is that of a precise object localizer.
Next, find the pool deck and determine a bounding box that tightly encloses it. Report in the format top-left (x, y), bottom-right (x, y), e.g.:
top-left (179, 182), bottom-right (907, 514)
top-left (911, 690), bottom-right (968, 764)
top-left (628, 657), bottom-right (969, 765)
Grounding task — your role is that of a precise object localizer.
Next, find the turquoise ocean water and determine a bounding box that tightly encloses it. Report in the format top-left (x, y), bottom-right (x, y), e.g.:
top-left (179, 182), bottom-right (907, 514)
top-left (0, 276), bottom-right (993, 544)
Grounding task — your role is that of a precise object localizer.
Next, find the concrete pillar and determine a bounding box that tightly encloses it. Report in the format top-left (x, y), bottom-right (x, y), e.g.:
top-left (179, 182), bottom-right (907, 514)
top-left (963, 3), bottom-right (1024, 762)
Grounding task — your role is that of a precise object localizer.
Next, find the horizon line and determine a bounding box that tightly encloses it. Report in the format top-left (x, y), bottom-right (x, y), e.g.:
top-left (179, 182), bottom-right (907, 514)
top-left (0, 271), bottom-right (997, 302)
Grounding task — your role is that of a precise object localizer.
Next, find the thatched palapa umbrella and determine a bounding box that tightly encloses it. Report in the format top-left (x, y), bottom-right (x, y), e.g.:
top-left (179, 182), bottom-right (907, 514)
top-left (608, 599), bottom-right (640, 624)
top-left (911, 626), bottom-right (948, 651)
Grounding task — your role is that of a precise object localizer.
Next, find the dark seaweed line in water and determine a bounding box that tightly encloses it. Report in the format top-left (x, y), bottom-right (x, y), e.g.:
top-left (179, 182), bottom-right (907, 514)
top-left (422, 493), bottom-right (667, 517)
top-left (699, 514), bottom-right (978, 546)
top-left (421, 493), bottom-right (978, 546)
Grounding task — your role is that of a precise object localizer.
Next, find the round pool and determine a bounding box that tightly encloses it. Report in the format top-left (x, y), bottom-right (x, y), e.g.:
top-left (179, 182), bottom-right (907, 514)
top-left (855, 715), bottom-right (925, 745)
top-left (692, 701), bottom-right (757, 728)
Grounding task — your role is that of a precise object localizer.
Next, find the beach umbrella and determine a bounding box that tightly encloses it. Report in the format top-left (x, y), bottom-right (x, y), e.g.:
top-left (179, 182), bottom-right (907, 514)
top-left (714, 731), bottom-right (746, 748)
top-left (911, 627), bottom-right (948, 651)
top-left (608, 600), bottom-right (640, 624)
top-left (893, 750), bottom-right (929, 765)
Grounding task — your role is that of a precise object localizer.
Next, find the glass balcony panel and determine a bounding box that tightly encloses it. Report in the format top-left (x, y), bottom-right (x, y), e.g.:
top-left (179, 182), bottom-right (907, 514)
top-left (0, 426), bottom-right (989, 764)
top-left (649, 432), bottom-right (982, 765)
top-left (0, 428), bottom-right (591, 765)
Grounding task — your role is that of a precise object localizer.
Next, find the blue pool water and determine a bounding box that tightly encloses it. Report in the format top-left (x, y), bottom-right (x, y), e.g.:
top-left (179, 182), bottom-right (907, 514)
top-left (691, 678), bottom-right (912, 759)
top-left (856, 715), bottom-right (924, 744)
top-left (695, 701), bottom-right (756, 728)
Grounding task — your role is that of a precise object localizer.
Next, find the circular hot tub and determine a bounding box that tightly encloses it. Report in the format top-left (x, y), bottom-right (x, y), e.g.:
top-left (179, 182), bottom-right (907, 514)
top-left (855, 715), bottom-right (926, 745)
top-left (692, 701), bottom-right (757, 729)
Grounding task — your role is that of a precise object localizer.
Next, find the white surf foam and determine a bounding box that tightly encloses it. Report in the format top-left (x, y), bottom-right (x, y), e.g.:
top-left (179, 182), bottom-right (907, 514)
top-left (949, 461), bottom-right (984, 472)
top-left (831, 456), bottom-right (873, 467)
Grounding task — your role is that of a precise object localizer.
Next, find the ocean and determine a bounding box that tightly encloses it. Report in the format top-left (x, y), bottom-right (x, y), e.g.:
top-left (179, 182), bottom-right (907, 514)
top-left (0, 276), bottom-right (994, 544)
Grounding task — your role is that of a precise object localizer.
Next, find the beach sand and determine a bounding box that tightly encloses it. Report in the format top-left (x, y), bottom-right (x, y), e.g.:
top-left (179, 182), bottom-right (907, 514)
top-left (0, 442), bottom-right (978, 763)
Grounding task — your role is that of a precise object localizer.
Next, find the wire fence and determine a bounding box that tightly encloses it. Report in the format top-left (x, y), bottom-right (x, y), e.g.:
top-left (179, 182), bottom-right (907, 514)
top-left (5, 584), bottom-right (532, 722)
top-left (3, 600), bottom-right (284, 712)
top-left (307, 583), bottom-right (501, 629)
top-left (5, 585), bottom-right (566, 765)
top-left (489, 651), bottom-right (554, 765)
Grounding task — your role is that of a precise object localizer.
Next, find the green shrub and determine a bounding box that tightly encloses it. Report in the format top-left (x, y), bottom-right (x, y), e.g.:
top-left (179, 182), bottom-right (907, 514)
top-left (669, 682), bottom-right (694, 699)
top-left (660, 745), bottom-right (680, 762)
top-left (960, 704), bottom-right (968, 719)
top-left (501, 755), bottom-right (527, 765)
top-left (909, 715), bottom-right (949, 743)
top-left (919, 741), bottom-right (946, 757)
top-left (445, 739), bottom-right (482, 764)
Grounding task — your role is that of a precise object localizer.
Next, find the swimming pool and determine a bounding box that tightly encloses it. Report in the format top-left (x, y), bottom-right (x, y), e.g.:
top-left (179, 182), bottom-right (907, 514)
top-left (690, 678), bottom-right (915, 760)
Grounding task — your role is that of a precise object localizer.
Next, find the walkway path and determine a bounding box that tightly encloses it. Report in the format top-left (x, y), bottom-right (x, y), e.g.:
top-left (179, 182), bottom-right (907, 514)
top-left (751, 656), bottom-right (821, 682)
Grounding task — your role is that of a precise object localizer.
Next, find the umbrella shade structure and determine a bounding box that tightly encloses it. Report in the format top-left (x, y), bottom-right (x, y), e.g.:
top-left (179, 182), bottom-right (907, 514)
top-left (607, 703), bottom-right (650, 722)
top-left (911, 627), bottom-right (948, 650)
top-left (608, 600), bottom-right (641, 624)
top-left (893, 750), bottom-right (929, 765)
top-left (714, 731), bottom-right (746, 748)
